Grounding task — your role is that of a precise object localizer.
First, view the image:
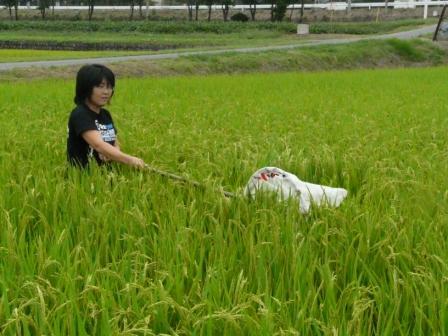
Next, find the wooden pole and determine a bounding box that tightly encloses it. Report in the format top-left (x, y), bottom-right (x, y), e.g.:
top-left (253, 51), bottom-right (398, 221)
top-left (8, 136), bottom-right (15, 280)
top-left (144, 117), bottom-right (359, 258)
top-left (433, 5), bottom-right (447, 41)
top-left (144, 164), bottom-right (237, 198)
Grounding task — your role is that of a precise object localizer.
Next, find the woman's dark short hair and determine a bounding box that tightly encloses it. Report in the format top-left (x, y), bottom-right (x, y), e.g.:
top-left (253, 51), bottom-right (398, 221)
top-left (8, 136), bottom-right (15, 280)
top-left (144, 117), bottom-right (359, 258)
top-left (74, 64), bottom-right (115, 105)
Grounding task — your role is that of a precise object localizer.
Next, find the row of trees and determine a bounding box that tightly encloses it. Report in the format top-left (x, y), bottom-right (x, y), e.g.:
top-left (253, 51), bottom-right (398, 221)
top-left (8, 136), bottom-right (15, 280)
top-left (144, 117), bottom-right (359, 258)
top-left (4, 0), bottom-right (19, 19)
top-left (184, 0), bottom-right (304, 22)
top-left (2, 0), bottom-right (307, 21)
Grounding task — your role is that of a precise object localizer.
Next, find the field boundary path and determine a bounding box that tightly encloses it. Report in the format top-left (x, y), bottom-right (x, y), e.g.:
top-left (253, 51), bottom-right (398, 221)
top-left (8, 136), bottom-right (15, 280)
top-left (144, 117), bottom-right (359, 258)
top-left (0, 25), bottom-right (436, 71)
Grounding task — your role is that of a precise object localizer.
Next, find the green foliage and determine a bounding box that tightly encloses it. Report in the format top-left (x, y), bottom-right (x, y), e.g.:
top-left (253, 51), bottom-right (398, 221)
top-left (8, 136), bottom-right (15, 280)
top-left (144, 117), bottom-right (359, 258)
top-left (37, 0), bottom-right (53, 19)
top-left (0, 20), bottom-right (297, 34)
top-left (1, 68), bottom-right (448, 334)
top-left (386, 38), bottom-right (425, 61)
top-left (310, 19), bottom-right (433, 35)
top-left (230, 12), bottom-right (249, 22)
top-left (0, 18), bottom-right (434, 36)
top-left (271, 0), bottom-right (289, 21)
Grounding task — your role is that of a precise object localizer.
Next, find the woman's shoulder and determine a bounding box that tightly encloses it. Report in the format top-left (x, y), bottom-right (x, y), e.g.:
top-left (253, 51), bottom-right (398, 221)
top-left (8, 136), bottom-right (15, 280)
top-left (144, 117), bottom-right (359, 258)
top-left (68, 105), bottom-right (94, 126)
top-left (70, 104), bottom-right (89, 117)
top-left (100, 108), bottom-right (113, 119)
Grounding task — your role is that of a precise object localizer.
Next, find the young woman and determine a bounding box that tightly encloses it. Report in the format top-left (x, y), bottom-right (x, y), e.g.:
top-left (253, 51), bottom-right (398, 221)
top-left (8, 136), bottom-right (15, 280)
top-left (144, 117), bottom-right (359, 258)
top-left (67, 64), bottom-right (145, 169)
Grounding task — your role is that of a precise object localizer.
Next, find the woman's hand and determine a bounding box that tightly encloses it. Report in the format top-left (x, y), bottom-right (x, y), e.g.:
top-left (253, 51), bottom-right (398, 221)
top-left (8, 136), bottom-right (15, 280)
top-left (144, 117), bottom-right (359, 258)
top-left (82, 130), bottom-right (145, 169)
top-left (127, 156), bottom-right (146, 169)
top-left (99, 153), bottom-right (110, 162)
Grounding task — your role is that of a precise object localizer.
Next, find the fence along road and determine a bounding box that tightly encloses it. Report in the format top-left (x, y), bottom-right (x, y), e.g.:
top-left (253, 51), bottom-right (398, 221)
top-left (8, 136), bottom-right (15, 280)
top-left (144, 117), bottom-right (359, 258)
top-left (15, 1), bottom-right (448, 11)
top-left (12, 2), bottom-right (448, 20)
top-left (0, 25), bottom-right (437, 71)
top-left (11, 1), bottom-right (448, 23)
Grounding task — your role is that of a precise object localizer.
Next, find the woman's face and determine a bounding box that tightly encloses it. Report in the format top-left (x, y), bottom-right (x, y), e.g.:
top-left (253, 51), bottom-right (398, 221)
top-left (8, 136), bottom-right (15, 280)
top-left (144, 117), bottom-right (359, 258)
top-left (89, 79), bottom-right (114, 107)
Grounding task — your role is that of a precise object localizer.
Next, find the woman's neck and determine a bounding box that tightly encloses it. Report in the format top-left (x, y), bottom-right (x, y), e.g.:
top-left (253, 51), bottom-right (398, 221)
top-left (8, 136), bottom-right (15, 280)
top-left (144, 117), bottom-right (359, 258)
top-left (85, 100), bottom-right (101, 114)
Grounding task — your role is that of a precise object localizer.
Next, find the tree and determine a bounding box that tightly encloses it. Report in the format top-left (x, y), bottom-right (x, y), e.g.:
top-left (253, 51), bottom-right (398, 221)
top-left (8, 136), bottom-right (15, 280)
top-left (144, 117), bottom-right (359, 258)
top-left (86, 0), bottom-right (95, 20)
top-left (38, 0), bottom-right (51, 19)
top-left (289, 1), bottom-right (294, 20)
top-left (221, 0), bottom-right (233, 21)
top-left (271, 0), bottom-right (288, 21)
top-left (129, 0), bottom-right (146, 19)
top-left (204, 0), bottom-right (213, 21)
top-left (137, 0), bottom-right (145, 18)
top-left (249, 2), bottom-right (256, 21)
top-left (185, 0), bottom-right (193, 20)
top-left (298, 0), bottom-right (305, 22)
top-left (5, 0), bottom-right (19, 20)
top-left (186, 0), bottom-right (194, 20)
top-left (289, 0), bottom-right (304, 22)
top-left (194, 0), bottom-right (200, 20)
top-left (38, 1), bottom-right (47, 19)
top-left (144, 0), bottom-right (154, 20)
top-left (130, 0), bottom-right (135, 19)
top-left (246, 0), bottom-right (259, 21)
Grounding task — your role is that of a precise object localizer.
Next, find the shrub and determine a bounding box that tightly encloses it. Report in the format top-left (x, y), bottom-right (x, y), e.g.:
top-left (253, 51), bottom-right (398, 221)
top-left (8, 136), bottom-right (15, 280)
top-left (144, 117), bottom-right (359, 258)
top-left (230, 12), bottom-right (249, 22)
top-left (386, 39), bottom-right (425, 62)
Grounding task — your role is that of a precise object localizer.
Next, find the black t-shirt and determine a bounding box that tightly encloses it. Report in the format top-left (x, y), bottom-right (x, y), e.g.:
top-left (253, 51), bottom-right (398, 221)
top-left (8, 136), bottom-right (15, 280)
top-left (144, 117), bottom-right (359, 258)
top-left (67, 104), bottom-right (117, 167)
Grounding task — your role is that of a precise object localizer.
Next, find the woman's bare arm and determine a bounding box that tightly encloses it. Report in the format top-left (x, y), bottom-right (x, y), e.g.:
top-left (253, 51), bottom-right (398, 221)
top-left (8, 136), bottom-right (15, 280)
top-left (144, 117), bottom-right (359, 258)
top-left (82, 130), bottom-right (144, 168)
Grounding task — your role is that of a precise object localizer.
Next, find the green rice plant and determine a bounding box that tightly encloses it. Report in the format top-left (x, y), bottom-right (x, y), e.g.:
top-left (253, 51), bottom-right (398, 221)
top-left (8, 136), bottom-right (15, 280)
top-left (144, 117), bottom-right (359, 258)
top-left (0, 18), bottom-right (434, 35)
top-left (0, 20), bottom-right (297, 34)
top-left (0, 67), bottom-right (448, 334)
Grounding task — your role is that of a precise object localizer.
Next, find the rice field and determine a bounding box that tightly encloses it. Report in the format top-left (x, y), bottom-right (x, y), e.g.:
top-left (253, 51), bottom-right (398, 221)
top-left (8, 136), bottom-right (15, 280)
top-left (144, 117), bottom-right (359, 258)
top-left (0, 67), bottom-right (447, 335)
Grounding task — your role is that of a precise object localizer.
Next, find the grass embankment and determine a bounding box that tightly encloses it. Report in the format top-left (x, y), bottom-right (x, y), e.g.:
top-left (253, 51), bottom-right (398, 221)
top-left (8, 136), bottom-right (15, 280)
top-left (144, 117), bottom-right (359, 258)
top-left (0, 19), bottom-right (436, 51)
top-left (1, 38), bottom-right (445, 81)
top-left (0, 29), bottom-right (323, 52)
top-left (0, 49), bottom-right (158, 63)
top-left (0, 67), bottom-right (448, 334)
top-left (311, 18), bottom-right (436, 34)
top-left (157, 38), bottom-right (445, 74)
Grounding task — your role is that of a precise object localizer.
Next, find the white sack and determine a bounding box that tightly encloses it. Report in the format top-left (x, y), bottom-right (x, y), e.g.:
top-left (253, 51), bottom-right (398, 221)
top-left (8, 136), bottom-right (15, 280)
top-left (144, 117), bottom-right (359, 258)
top-left (245, 167), bottom-right (348, 214)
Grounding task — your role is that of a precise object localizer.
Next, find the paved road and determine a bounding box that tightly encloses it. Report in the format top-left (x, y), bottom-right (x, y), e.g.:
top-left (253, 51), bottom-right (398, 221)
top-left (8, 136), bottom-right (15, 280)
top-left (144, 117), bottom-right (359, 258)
top-left (0, 25), bottom-right (436, 71)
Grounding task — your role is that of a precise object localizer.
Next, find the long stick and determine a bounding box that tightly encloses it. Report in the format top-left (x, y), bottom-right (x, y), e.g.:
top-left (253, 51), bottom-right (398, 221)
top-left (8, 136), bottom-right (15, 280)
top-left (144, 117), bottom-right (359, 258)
top-left (144, 164), bottom-right (237, 198)
top-left (433, 5), bottom-right (447, 41)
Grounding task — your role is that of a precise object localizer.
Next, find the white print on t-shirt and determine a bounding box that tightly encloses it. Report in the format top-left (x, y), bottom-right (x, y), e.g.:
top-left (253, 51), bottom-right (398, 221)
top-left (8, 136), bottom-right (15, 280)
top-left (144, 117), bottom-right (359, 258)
top-left (95, 120), bottom-right (116, 143)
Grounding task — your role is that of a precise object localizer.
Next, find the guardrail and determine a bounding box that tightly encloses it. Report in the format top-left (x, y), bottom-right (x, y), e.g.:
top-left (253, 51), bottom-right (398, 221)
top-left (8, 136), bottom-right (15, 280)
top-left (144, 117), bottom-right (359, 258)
top-left (15, 1), bottom-right (448, 19)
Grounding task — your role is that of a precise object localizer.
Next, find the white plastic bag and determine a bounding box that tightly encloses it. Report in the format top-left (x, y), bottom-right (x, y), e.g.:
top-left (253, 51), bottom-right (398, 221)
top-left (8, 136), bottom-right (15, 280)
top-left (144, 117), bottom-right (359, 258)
top-left (245, 167), bottom-right (348, 214)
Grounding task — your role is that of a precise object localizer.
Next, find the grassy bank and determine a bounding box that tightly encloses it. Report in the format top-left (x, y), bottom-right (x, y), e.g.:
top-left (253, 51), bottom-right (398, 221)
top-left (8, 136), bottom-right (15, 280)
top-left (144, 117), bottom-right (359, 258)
top-left (1, 39), bottom-right (445, 81)
top-left (0, 29), bottom-right (324, 52)
top-left (312, 18), bottom-right (436, 34)
top-left (0, 19), bottom-right (435, 56)
top-left (162, 38), bottom-right (445, 74)
top-left (1, 67), bottom-right (448, 334)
